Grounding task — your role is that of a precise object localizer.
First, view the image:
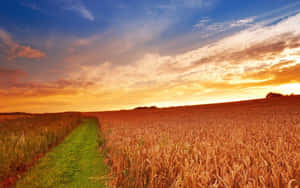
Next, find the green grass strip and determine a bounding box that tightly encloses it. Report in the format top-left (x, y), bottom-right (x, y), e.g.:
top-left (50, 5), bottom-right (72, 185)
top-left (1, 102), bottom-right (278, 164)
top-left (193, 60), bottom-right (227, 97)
top-left (15, 119), bottom-right (108, 188)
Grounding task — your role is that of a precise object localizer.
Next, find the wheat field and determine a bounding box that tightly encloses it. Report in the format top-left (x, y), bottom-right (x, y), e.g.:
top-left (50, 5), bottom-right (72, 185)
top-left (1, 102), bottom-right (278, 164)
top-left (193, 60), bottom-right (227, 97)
top-left (89, 96), bottom-right (300, 188)
top-left (0, 113), bottom-right (82, 186)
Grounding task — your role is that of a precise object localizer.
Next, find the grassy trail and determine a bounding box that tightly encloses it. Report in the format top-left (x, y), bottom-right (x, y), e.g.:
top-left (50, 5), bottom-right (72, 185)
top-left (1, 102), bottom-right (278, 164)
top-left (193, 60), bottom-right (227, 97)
top-left (15, 119), bottom-right (108, 188)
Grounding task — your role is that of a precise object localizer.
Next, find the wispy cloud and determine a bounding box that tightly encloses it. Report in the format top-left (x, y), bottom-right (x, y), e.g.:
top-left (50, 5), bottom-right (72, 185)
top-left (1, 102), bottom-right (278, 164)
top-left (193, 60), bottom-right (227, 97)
top-left (192, 2), bottom-right (300, 42)
top-left (230, 18), bottom-right (255, 28)
top-left (161, 0), bottom-right (217, 9)
top-left (0, 29), bottom-right (46, 61)
top-left (193, 17), bottom-right (210, 28)
top-left (34, 11), bottom-right (300, 93)
top-left (20, 2), bottom-right (42, 11)
top-left (193, 17), bottom-right (255, 33)
top-left (63, 0), bottom-right (94, 21)
top-left (3, 2), bottom-right (300, 112)
top-left (63, 17), bottom-right (173, 66)
top-left (152, 0), bottom-right (218, 16)
top-left (60, 12), bottom-right (300, 103)
top-left (21, 0), bottom-right (94, 21)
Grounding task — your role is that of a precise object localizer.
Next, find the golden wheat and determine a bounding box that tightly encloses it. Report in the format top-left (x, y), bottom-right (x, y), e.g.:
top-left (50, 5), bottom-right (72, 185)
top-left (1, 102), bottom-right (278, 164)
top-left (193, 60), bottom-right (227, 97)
top-left (0, 112), bottom-right (82, 184)
top-left (91, 97), bottom-right (300, 188)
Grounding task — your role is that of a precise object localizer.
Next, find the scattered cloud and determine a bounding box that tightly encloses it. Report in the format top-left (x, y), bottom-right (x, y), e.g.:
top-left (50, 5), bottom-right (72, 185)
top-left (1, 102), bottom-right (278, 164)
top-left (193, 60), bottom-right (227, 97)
top-left (0, 29), bottom-right (46, 61)
top-left (63, 13), bottom-right (300, 98)
top-left (28, 12), bottom-right (298, 95)
top-left (3, 3), bottom-right (300, 112)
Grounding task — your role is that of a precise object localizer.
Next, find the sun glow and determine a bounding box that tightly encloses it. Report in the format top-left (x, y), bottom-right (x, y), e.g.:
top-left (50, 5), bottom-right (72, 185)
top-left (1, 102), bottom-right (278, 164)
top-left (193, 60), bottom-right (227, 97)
top-left (273, 83), bottom-right (300, 95)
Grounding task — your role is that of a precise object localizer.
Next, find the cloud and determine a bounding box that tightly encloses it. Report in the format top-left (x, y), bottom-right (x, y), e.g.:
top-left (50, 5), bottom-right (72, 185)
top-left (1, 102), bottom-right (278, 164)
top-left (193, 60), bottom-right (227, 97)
top-left (240, 61), bottom-right (300, 85)
top-left (20, 1), bottom-right (42, 11)
top-left (0, 29), bottom-right (46, 61)
top-left (191, 2), bottom-right (300, 45)
top-left (64, 13), bottom-right (300, 96)
top-left (0, 68), bottom-right (26, 87)
top-left (0, 30), bottom-right (13, 45)
top-left (63, 0), bottom-right (94, 21)
top-left (21, 0), bottom-right (94, 21)
top-left (230, 18), bottom-right (255, 28)
top-left (180, 33), bottom-right (300, 72)
top-left (62, 17), bottom-right (172, 67)
top-left (7, 45), bottom-right (46, 60)
top-left (193, 17), bottom-right (210, 28)
top-left (171, 0), bottom-right (217, 9)
top-left (199, 60), bottom-right (300, 93)
top-left (193, 16), bottom-right (255, 34)
top-left (194, 16), bottom-right (255, 28)
top-left (0, 78), bottom-right (94, 97)
top-left (154, 0), bottom-right (218, 14)
top-left (3, 4), bottom-right (300, 112)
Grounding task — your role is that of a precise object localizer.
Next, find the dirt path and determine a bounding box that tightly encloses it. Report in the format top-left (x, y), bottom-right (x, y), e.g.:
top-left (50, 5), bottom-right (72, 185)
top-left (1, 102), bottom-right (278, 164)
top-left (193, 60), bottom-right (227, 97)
top-left (15, 119), bottom-right (108, 188)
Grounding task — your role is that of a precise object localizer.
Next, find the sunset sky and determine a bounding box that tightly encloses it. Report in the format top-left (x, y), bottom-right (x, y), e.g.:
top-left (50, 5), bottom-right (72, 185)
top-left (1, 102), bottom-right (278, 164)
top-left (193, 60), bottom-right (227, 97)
top-left (1, 0), bottom-right (300, 112)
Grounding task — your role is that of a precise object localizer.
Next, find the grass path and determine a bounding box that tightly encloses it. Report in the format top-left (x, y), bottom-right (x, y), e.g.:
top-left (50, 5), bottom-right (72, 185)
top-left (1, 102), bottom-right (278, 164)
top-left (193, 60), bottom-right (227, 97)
top-left (15, 119), bottom-right (108, 188)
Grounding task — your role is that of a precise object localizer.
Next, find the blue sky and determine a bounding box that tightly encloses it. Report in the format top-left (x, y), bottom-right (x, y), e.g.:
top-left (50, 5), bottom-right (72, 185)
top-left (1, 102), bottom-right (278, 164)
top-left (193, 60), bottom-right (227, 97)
top-left (1, 0), bottom-right (300, 112)
top-left (1, 0), bottom-right (299, 39)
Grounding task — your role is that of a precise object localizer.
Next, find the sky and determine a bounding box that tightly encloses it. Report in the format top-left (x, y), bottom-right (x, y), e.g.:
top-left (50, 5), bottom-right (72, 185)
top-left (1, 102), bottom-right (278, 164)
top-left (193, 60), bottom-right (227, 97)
top-left (1, 0), bottom-right (300, 112)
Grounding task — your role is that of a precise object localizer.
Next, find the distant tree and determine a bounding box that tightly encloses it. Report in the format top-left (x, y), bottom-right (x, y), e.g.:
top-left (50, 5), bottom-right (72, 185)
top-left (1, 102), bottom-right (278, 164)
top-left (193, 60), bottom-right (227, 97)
top-left (266, 92), bottom-right (283, 99)
top-left (134, 106), bottom-right (158, 110)
top-left (0, 112), bottom-right (31, 115)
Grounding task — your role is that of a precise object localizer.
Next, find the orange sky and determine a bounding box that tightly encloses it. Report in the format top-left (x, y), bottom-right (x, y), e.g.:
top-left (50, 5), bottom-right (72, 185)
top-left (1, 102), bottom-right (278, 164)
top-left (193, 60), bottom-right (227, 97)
top-left (1, 11), bottom-right (300, 112)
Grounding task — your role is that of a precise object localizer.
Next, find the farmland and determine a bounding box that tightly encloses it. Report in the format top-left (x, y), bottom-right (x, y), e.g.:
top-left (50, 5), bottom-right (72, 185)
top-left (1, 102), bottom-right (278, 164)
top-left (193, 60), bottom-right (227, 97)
top-left (0, 113), bottom-right (82, 187)
top-left (89, 96), bottom-right (300, 188)
top-left (15, 119), bottom-right (108, 188)
top-left (1, 96), bottom-right (300, 188)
